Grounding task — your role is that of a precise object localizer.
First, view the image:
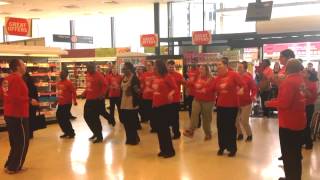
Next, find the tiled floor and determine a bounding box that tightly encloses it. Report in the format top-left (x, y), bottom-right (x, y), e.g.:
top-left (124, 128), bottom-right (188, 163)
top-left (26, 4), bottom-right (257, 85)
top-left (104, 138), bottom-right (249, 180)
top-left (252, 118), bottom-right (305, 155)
top-left (0, 100), bottom-right (319, 180)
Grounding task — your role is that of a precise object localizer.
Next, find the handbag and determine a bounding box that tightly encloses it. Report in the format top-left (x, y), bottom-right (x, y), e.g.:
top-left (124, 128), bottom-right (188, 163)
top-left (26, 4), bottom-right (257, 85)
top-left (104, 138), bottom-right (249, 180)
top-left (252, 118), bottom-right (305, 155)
top-left (33, 109), bottom-right (47, 131)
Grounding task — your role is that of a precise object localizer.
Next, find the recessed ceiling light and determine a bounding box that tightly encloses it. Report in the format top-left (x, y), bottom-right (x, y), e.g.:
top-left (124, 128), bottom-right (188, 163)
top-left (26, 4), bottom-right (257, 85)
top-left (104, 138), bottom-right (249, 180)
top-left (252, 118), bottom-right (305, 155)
top-left (64, 5), bottom-right (80, 9)
top-left (0, 1), bottom-right (10, 6)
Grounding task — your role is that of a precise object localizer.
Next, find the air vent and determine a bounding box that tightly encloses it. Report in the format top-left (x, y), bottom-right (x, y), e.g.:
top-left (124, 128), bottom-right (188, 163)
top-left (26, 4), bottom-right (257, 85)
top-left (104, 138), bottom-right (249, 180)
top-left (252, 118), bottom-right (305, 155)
top-left (104, 1), bottom-right (118, 4)
top-left (64, 5), bottom-right (80, 9)
top-left (29, 8), bottom-right (43, 12)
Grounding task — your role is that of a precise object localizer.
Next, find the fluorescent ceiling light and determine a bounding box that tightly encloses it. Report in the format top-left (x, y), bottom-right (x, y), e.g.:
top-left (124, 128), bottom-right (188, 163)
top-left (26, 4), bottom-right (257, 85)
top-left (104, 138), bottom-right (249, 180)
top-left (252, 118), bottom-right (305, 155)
top-left (0, 1), bottom-right (10, 6)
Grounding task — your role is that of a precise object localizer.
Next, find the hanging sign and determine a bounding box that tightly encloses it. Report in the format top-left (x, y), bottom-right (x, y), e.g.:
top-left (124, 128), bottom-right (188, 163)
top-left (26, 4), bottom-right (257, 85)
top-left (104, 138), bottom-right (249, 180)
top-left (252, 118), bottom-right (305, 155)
top-left (192, 31), bottom-right (212, 45)
top-left (5, 17), bottom-right (32, 37)
top-left (140, 34), bottom-right (159, 47)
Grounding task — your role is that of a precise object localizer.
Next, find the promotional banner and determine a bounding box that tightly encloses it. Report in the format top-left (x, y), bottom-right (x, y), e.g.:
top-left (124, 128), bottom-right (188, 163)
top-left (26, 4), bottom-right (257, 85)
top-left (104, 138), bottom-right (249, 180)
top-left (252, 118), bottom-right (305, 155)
top-left (192, 31), bottom-right (212, 45)
top-left (140, 34), bottom-right (158, 47)
top-left (5, 17), bottom-right (32, 37)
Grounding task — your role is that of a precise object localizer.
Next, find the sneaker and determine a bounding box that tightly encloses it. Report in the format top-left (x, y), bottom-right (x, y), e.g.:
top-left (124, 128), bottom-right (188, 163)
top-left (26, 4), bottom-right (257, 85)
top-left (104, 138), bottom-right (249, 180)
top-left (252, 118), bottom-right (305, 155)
top-left (93, 137), bottom-right (103, 144)
top-left (158, 152), bottom-right (165, 157)
top-left (162, 152), bottom-right (175, 158)
top-left (60, 134), bottom-right (68, 138)
top-left (246, 135), bottom-right (252, 142)
top-left (88, 135), bottom-right (96, 140)
top-left (237, 134), bottom-right (244, 141)
top-left (228, 151), bottom-right (236, 157)
top-left (67, 134), bottom-right (75, 139)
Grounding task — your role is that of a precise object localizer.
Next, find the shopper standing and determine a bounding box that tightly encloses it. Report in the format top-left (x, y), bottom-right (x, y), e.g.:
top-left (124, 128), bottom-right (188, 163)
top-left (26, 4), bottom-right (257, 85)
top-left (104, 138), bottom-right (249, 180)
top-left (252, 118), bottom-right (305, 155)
top-left (184, 65), bottom-right (215, 141)
top-left (302, 69), bottom-right (318, 150)
top-left (266, 59), bottom-right (306, 180)
top-left (56, 70), bottom-right (77, 138)
top-left (106, 66), bottom-right (122, 124)
top-left (140, 61), bottom-right (156, 132)
top-left (208, 58), bottom-right (245, 157)
top-left (167, 60), bottom-right (185, 139)
top-left (236, 61), bottom-right (257, 141)
top-left (120, 62), bottom-right (141, 145)
top-left (82, 63), bottom-right (108, 143)
top-left (275, 49), bottom-right (296, 85)
top-left (1, 59), bottom-right (37, 174)
top-left (152, 60), bottom-right (177, 158)
top-left (23, 72), bottom-right (39, 139)
top-left (258, 59), bottom-right (273, 117)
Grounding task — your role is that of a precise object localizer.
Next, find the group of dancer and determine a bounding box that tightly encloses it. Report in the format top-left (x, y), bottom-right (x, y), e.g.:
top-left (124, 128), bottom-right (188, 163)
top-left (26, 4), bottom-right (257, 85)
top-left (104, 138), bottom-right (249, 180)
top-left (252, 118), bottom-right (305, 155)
top-left (1, 48), bottom-right (317, 180)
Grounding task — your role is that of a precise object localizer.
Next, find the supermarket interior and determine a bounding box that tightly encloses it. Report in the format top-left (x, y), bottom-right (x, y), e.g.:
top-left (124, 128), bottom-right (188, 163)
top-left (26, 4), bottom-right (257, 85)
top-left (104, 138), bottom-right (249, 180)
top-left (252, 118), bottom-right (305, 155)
top-left (0, 0), bottom-right (320, 180)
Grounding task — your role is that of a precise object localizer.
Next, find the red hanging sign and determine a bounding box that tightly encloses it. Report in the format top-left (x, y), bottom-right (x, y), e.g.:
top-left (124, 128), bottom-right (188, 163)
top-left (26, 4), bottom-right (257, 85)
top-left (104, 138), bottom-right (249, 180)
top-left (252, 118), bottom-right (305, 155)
top-left (192, 31), bottom-right (212, 45)
top-left (140, 34), bottom-right (158, 47)
top-left (5, 17), bottom-right (32, 37)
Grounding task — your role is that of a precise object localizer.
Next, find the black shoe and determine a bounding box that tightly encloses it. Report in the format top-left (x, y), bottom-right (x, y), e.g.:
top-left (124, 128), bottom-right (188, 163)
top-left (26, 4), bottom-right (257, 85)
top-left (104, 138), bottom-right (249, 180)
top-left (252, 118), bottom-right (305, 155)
top-left (228, 151), bottom-right (236, 157)
top-left (305, 144), bottom-right (313, 150)
top-left (246, 135), bottom-right (252, 142)
top-left (60, 134), bottom-right (68, 138)
top-left (237, 134), bottom-right (244, 141)
top-left (217, 149), bottom-right (224, 156)
top-left (70, 116), bottom-right (77, 120)
top-left (172, 133), bottom-right (181, 140)
top-left (126, 141), bottom-right (139, 145)
top-left (278, 177), bottom-right (286, 180)
top-left (93, 137), bottom-right (103, 144)
top-left (158, 152), bottom-right (165, 157)
top-left (89, 135), bottom-right (96, 140)
top-left (67, 134), bottom-right (75, 139)
top-left (162, 152), bottom-right (175, 158)
top-left (278, 156), bottom-right (283, 160)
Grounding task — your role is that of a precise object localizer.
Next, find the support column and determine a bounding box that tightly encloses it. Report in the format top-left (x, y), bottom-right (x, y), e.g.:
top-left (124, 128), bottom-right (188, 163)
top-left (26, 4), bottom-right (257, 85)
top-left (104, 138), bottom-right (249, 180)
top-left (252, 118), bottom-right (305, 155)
top-left (2, 26), bottom-right (7, 43)
top-left (167, 2), bottom-right (174, 55)
top-left (70, 20), bottom-right (76, 49)
top-left (154, 3), bottom-right (160, 56)
top-left (111, 17), bottom-right (116, 48)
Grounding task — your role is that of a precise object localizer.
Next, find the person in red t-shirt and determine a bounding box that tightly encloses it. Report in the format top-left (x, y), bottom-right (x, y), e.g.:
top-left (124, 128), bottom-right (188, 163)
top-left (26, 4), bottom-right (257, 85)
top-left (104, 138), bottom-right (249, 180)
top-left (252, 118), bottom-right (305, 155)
top-left (56, 70), bottom-right (77, 139)
top-left (184, 65), bottom-right (215, 141)
top-left (106, 66), bottom-right (122, 124)
top-left (1, 59), bottom-right (37, 174)
top-left (266, 59), bottom-right (306, 180)
top-left (236, 61), bottom-right (257, 142)
top-left (167, 60), bottom-right (185, 139)
top-left (152, 60), bottom-right (177, 158)
top-left (140, 61), bottom-right (156, 132)
top-left (302, 69), bottom-right (318, 149)
top-left (82, 63), bottom-right (109, 143)
top-left (208, 57), bottom-right (245, 157)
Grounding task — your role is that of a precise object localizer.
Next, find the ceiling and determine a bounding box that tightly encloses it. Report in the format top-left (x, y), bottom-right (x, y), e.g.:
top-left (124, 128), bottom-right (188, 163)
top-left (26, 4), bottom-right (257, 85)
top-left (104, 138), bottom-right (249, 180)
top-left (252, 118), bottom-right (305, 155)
top-left (0, 0), bottom-right (172, 19)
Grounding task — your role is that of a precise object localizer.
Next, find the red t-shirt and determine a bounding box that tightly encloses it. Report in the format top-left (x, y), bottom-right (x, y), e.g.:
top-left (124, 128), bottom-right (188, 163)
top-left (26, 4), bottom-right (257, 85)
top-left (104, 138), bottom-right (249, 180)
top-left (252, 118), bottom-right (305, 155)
top-left (169, 71), bottom-right (184, 103)
top-left (192, 75), bottom-right (215, 102)
top-left (141, 71), bottom-right (155, 100)
top-left (1, 73), bottom-right (29, 118)
top-left (107, 73), bottom-right (122, 98)
top-left (305, 80), bottom-right (318, 105)
top-left (152, 74), bottom-right (177, 107)
top-left (186, 68), bottom-right (199, 96)
top-left (57, 79), bottom-right (77, 105)
top-left (83, 72), bottom-right (107, 100)
top-left (238, 72), bottom-right (257, 106)
top-left (267, 73), bottom-right (306, 130)
top-left (209, 71), bottom-right (245, 107)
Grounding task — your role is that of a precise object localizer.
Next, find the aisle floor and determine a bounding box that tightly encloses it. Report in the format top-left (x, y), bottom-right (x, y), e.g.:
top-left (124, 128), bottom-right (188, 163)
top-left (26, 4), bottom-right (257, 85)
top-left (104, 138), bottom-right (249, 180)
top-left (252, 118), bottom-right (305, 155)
top-left (0, 100), bottom-right (319, 180)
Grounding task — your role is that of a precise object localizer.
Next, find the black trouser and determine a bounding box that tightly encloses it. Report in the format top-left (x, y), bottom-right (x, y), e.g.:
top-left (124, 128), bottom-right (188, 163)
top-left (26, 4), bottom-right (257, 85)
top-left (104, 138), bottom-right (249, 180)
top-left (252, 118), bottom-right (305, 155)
top-left (279, 128), bottom-right (304, 180)
top-left (185, 95), bottom-right (202, 127)
top-left (304, 104), bottom-right (314, 146)
top-left (98, 99), bottom-right (114, 124)
top-left (169, 103), bottom-right (180, 136)
top-left (154, 105), bottom-right (175, 155)
top-left (120, 109), bottom-right (140, 144)
top-left (109, 97), bottom-right (121, 122)
top-left (142, 99), bottom-right (155, 130)
top-left (84, 100), bottom-right (103, 138)
top-left (216, 107), bottom-right (238, 153)
top-left (260, 90), bottom-right (271, 116)
top-left (57, 104), bottom-right (75, 135)
top-left (4, 117), bottom-right (29, 171)
top-left (29, 105), bottom-right (37, 138)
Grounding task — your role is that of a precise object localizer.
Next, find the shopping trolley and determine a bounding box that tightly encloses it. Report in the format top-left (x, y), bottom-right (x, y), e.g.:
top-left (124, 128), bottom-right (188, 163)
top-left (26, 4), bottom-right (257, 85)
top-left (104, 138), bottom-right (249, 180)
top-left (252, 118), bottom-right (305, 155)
top-left (311, 111), bottom-right (320, 141)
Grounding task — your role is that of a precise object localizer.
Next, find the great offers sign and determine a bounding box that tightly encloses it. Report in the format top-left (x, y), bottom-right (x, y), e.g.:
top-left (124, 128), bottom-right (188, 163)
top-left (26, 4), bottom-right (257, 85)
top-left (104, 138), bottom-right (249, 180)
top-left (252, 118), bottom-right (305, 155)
top-left (140, 34), bottom-right (159, 47)
top-left (5, 17), bottom-right (32, 37)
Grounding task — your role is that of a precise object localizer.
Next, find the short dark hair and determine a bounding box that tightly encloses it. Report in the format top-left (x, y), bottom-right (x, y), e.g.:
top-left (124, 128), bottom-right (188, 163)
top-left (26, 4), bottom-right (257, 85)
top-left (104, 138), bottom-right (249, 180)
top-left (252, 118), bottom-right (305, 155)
top-left (9, 59), bottom-right (21, 72)
top-left (307, 70), bottom-right (318, 82)
top-left (221, 57), bottom-right (229, 65)
top-left (123, 62), bottom-right (135, 73)
top-left (280, 49), bottom-right (295, 59)
top-left (155, 60), bottom-right (168, 76)
top-left (286, 59), bottom-right (303, 74)
top-left (240, 61), bottom-right (248, 70)
top-left (263, 59), bottom-right (271, 66)
top-left (167, 60), bottom-right (175, 65)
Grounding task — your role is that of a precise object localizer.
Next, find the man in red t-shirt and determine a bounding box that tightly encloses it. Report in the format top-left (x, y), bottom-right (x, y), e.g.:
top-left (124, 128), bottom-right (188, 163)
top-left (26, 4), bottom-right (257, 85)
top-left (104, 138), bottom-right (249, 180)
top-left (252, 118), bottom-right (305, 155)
top-left (167, 60), bottom-right (185, 139)
top-left (1, 59), bottom-right (37, 174)
top-left (82, 63), bottom-right (109, 143)
top-left (56, 70), bottom-right (77, 139)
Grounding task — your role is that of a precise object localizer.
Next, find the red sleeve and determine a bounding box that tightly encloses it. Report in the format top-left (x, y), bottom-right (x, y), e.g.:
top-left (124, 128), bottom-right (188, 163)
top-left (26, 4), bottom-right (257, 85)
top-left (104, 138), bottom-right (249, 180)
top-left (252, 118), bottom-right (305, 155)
top-left (99, 74), bottom-right (108, 97)
top-left (8, 78), bottom-right (29, 103)
top-left (275, 81), bottom-right (296, 109)
top-left (69, 81), bottom-right (77, 103)
top-left (307, 82), bottom-right (318, 100)
top-left (266, 98), bottom-right (279, 108)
